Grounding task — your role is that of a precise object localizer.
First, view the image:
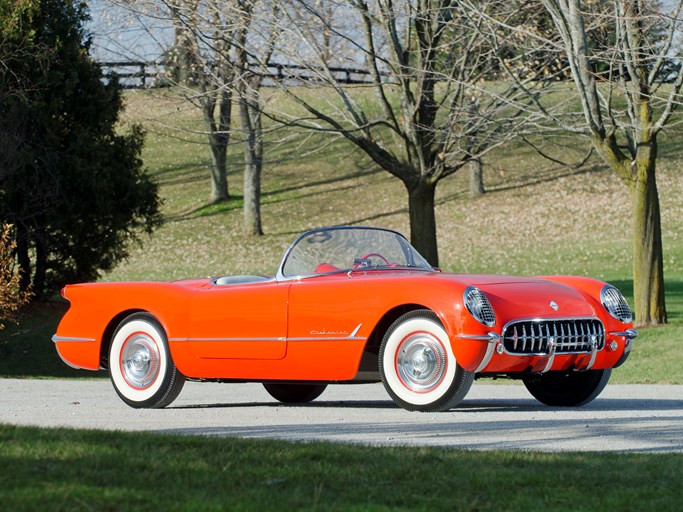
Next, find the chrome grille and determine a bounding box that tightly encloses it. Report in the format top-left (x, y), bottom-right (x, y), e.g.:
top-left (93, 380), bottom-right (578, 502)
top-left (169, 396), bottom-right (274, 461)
top-left (502, 319), bottom-right (605, 355)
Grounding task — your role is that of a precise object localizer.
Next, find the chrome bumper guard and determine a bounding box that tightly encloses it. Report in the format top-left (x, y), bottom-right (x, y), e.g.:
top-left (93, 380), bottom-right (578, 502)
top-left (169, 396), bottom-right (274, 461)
top-left (457, 328), bottom-right (638, 374)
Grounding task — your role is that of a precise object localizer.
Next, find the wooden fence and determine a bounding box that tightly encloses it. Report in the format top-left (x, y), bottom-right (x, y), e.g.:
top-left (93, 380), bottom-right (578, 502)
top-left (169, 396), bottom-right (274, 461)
top-left (99, 60), bottom-right (681, 89)
top-left (98, 61), bottom-right (381, 89)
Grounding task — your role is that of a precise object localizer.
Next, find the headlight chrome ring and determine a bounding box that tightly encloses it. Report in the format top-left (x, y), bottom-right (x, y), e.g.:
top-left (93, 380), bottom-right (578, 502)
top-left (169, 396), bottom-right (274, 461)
top-left (464, 287), bottom-right (496, 327)
top-left (601, 285), bottom-right (633, 323)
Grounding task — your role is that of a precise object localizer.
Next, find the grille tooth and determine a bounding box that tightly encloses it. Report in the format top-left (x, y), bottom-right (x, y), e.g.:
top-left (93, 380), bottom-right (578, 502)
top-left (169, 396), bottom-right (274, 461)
top-left (513, 326), bottom-right (518, 351)
top-left (560, 323), bottom-right (566, 347)
top-left (503, 319), bottom-right (605, 355)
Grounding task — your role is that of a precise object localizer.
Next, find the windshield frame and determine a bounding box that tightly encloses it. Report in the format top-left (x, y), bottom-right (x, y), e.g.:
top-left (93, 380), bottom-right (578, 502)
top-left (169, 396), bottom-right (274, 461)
top-left (275, 226), bottom-right (435, 281)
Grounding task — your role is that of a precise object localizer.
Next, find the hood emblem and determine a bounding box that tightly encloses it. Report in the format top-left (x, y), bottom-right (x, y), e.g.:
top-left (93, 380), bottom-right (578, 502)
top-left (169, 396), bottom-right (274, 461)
top-left (549, 301), bottom-right (559, 311)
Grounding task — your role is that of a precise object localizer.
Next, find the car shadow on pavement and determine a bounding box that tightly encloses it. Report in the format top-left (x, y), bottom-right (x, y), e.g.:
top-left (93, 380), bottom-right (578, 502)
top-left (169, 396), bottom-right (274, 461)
top-left (169, 396), bottom-right (683, 414)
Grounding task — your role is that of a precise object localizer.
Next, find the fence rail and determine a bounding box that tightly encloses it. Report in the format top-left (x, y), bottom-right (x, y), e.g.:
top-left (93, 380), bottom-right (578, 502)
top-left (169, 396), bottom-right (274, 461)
top-left (99, 60), bottom-right (681, 90)
top-left (98, 61), bottom-right (166, 89)
top-left (98, 61), bottom-right (381, 89)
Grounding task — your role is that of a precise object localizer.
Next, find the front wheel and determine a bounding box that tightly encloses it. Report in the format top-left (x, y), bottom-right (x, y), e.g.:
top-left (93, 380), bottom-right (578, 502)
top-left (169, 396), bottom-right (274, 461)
top-left (263, 383), bottom-right (327, 404)
top-left (109, 312), bottom-right (185, 409)
top-left (523, 369), bottom-right (611, 406)
top-left (379, 310), bottom-right (474, 412)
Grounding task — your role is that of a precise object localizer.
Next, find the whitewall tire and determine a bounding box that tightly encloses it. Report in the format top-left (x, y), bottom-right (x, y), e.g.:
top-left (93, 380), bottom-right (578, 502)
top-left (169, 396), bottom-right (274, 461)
top-left (379, 310), bottom-right (474, 412)
top-left (109, 312), bottom-right (185, 409)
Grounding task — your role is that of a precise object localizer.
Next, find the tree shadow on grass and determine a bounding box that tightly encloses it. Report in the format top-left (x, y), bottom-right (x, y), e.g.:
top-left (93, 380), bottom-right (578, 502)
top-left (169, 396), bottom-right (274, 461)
top-left (152, 162), bottom-right (214, 186)
top-left (165, 166), bottom-right (382, 224)
top-left (438, 164), bottom-right (605, 205)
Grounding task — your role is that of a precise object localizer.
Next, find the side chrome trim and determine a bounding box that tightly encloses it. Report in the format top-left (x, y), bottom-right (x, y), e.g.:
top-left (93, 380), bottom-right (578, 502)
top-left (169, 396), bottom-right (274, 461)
top-left (288, 335), bottom-right (367, 342)
top-left (172, 337), bottom-right (367, 343)
top-left (172, 328), bottom-right (367, 344)
top-left (52, 335), bottom-right (96, 343)
top-left (183, 337), bottom-right (287, 343)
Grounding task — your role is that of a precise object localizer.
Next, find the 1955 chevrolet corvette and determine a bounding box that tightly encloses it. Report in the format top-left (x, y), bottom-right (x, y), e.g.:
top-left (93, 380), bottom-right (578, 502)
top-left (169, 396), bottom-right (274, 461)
top-left (53, 226), bottom-right (637, 412)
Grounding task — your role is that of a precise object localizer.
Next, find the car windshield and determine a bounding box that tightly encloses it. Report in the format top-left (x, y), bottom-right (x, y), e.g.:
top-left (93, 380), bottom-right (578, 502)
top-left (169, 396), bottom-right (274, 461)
top-left (279, 226), bottom-right (434, 278)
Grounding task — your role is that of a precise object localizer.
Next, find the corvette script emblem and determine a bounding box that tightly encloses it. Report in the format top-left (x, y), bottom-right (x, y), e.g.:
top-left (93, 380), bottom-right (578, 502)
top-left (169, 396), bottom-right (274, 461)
top-left (549, 301), bottom-right (559, 311)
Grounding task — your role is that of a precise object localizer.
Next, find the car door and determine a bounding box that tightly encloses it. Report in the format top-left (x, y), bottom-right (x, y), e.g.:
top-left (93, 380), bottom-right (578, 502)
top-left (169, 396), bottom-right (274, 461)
top-left (188, 280), bottom-right (289, 360)
top-left (285, 273), bottom-right (385, 379)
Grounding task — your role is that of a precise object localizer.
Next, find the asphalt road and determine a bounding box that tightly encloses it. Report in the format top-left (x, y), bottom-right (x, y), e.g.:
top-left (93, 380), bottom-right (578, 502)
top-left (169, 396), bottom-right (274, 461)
top-left (1, 378), bottom-right (681, 452)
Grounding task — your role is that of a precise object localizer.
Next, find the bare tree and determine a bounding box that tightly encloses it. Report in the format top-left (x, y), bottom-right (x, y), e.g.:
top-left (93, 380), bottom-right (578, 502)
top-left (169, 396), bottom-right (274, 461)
top-left (530, 0), bottom-right (682, 325)
top-left (258, 0), bottom-right (547, 265)
top-left (163, 0), bottom-right (237, 203)
top-left (106, 1), bottom-right (237, 203)
top-left (231, 1), bottom-right (280, 236)
top-left (108, 0), bottom-right (278, 229)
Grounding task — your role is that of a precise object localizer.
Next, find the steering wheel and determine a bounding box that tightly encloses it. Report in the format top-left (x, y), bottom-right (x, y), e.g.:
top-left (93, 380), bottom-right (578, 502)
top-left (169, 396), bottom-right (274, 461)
top-left (359, 253), bottom-right (390, 266)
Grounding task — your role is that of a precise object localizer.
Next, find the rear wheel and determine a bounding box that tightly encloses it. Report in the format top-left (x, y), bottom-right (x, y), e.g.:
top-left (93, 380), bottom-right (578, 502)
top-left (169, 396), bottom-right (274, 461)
top-left (379, 310), bottom-right (474, 412)
top-left (523, 369), bottom-right (611, 406)
top-left (109, 312), bottom-right (185, 409)
top-left (263, 383), bottom-right (327, 404)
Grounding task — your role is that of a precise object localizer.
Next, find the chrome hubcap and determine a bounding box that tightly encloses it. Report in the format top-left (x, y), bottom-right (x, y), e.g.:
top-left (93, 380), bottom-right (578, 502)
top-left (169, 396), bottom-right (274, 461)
top-left (397, 334), bottom-right (447, 392)
top-left (121, 334), bottom-right (160, 389)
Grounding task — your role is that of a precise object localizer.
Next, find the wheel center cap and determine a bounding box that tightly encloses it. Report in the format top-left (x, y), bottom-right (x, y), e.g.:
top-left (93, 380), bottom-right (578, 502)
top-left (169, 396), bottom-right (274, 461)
top-left (397, 336), bottom-right (446, 392)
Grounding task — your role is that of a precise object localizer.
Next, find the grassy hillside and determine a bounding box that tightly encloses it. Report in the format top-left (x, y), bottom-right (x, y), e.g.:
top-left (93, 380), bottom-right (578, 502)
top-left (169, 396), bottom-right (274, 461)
top-left (108, 88), bottom-right (683, 283)
top-left (1, 87), bottom-right (681, 382)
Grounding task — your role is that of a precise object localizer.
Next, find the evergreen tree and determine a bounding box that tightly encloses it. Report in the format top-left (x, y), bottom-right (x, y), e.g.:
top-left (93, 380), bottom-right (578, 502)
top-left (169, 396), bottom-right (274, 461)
top-left (0, 0), bottom-right (161, 297)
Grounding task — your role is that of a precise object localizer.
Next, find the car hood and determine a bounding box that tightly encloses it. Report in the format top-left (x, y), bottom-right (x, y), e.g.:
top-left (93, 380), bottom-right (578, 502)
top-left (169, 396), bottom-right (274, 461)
top-left (446, 274), bottom-right (598, 319)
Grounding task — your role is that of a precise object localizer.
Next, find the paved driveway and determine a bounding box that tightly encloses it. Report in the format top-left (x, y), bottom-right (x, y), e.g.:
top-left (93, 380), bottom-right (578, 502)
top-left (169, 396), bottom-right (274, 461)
top-left (1, 379), bottom-right (681, 452)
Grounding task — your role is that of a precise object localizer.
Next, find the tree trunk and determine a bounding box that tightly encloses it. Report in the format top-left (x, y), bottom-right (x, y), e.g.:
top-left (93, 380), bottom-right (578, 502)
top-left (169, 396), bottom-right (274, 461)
top-left (632, 146), bottom-right (666, 326)
top-left (240, 89), bottom-right (263, 237)
top-left (208, 132), bottom-right (229, 204)
top-left (175, 25), bottom-right (195, 86)
top-left (202, 86), bottom-right (232, 204)
top-left (469, 158), bottom-right (484, 197)
top-left (33, 229), bottom-right (47, 298)
top-left (15, 223), bottom-right (31, 292)
top-left (405, 179), bottom-right (438, 267)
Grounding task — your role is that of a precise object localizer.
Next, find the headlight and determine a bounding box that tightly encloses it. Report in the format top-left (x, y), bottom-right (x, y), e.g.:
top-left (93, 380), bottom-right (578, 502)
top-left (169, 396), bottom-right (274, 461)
top-left (464, 287), bottom-right (496, 327)
top-left (601, 285), bottom-right (633, 323)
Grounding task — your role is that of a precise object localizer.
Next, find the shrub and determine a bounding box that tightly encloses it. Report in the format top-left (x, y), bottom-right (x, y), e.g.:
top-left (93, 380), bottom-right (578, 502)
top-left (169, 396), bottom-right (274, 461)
top-left (0, 224), bottom-right (32, 331)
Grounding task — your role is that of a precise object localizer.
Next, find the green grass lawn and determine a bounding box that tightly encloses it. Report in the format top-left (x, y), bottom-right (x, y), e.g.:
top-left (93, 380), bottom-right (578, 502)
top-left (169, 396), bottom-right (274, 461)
top-left (1, 424), bottom-right (682, 511)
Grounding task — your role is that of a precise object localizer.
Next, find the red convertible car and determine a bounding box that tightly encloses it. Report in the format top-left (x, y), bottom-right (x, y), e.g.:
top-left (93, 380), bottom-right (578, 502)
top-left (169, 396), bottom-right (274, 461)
top-left (53, 226), bottom-right (636, 412)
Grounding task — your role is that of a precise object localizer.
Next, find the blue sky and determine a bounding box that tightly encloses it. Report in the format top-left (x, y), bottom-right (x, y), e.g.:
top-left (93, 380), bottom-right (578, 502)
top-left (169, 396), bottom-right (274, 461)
top-left (85, 0), bottom-right (682, 63)
top-left (87, 1), bottom-right (172, 62)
